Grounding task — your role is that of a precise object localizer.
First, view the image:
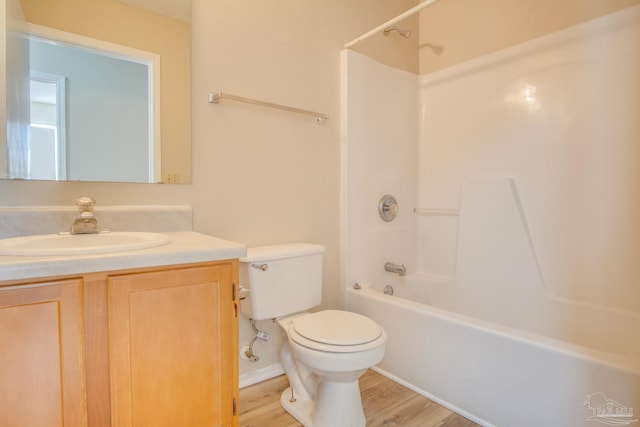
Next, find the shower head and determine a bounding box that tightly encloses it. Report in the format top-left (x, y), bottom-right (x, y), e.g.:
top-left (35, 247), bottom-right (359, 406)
top-left (383, 26), bottom-right (411, 39)
top-left (423, 42), bottom-right (444, 55)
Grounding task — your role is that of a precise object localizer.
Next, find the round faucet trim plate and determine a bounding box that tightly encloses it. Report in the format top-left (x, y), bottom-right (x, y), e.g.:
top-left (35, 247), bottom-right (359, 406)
top-left (378, 194), bottom-right (399, 222)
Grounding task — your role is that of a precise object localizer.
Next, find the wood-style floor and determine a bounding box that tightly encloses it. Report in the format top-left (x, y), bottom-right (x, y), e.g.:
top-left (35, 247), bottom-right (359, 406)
top-left (239, 369), bottom-right (481, 427)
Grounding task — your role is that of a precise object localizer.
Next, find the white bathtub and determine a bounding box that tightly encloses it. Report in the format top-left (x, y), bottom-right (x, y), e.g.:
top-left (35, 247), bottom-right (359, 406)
top-left (346, 280), bottom-right (640, 427)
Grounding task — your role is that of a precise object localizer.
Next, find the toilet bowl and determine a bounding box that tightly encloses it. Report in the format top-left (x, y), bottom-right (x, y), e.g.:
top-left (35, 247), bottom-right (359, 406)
top-left (277, 310), bottom-right (387, 427)
top-left (238, 244), bottom-right (387, 427)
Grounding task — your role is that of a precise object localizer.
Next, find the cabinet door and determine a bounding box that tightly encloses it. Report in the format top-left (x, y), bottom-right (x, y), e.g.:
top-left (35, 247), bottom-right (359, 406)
top-left (0, 279), bottom-right (87, 427)
top-left (108, 263), bottom-right (238, 427)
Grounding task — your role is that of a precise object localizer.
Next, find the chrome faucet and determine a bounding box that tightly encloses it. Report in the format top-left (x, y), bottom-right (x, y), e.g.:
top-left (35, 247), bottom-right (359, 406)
top-left (384, 262), bottom-right (406, 277)
top-left (71, 197), bottom-right (99, 234)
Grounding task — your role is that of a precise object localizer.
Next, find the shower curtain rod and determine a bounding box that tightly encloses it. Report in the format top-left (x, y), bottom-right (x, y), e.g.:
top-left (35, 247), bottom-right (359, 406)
top-left (344, 0), bottom-right (441, 48)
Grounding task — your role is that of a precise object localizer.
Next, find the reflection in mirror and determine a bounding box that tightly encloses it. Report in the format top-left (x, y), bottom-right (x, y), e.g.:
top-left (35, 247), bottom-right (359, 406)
top-left (3, 0), bottom-right (191, 184)
top-left (30, 72), bottom-right (67, 180)
top-left (18, 26), bottom-right (160, 182)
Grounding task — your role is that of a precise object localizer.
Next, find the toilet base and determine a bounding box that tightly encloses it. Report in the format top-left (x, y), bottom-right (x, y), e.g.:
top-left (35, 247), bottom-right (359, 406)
top-left (280, 379), bottom-right (366, 427)
top-left (280, 387), bottom-right (313, 426)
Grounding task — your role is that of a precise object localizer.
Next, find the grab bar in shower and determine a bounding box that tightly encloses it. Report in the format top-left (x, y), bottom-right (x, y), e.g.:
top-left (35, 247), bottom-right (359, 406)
top-left (208, 90), bottom-right (329, 123)
top-left (413, 208), bottom-right (460, 216)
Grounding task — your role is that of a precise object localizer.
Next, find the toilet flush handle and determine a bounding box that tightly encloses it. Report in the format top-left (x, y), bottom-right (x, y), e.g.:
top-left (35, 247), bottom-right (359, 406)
top-left (238, 287), bottom-right (251, 300)
top-left (251, 263), bottom-right (268, 271)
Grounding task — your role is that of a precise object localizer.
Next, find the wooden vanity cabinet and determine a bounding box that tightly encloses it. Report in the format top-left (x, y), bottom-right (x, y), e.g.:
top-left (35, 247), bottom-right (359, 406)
top-left (0, 260), bottom-right (239, 427)
top-left (107, 262), bottom-right (239, 427)
top-left (0, 278), bottom-right (87, 427)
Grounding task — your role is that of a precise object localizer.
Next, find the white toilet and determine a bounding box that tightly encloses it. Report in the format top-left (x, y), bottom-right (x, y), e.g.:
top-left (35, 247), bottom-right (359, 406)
top-left (239, 243), bottom-right (387, 427)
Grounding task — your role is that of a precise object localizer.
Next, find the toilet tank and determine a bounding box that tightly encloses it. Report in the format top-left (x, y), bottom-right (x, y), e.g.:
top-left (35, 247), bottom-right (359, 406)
top-left (239, 243), bottom-right (325, 321)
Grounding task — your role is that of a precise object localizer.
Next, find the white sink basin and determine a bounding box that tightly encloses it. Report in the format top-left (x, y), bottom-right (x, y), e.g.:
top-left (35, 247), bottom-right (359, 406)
top-left (0, 232), bottom-right (172, 256)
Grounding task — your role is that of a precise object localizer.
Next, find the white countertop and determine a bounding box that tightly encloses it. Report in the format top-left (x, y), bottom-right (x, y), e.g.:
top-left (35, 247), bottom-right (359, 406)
top-left (0, 231), bottom-right (246, 282)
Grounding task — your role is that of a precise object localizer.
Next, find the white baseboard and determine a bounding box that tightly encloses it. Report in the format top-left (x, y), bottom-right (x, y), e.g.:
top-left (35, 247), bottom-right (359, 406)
top-left (239, 363), bottom-right (285, 389)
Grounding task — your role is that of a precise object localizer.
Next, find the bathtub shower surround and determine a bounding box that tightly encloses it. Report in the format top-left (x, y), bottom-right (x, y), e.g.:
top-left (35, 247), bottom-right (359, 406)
top-left (417, 8), bottom-right (640, 313)
top-left (342, 6), bottom-right (640, 427)
top-left (340, 48), bottom-right (418, 287)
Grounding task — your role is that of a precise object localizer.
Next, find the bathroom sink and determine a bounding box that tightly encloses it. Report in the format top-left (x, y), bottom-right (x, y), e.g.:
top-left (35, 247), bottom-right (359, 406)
top-left (0, 232), bottom-right (171, 256)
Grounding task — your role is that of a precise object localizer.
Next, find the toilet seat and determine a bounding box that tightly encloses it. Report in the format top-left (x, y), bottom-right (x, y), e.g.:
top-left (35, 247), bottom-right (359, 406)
top-left (288, 310), bottom-right (384, 353)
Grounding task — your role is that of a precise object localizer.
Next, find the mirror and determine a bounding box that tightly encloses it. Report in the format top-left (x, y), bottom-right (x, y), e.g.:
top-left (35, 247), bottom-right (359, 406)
top-left (2, 0), bottom-right (191, 183)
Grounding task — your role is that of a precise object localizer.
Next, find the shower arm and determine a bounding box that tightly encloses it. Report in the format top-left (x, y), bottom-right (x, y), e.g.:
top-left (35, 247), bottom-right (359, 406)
top-left (383, 26), bottom-right (411, 38)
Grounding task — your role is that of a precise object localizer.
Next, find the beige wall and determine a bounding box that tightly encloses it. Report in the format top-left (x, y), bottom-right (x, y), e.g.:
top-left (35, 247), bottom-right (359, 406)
top-left (420, 0), bottom-right (640, 74)
top-left (20, 0), bottom-right (191, 183)
top-left (189, 0), bottom-right (417, 309)
top-left (188, 0), bottom-right (419, 376)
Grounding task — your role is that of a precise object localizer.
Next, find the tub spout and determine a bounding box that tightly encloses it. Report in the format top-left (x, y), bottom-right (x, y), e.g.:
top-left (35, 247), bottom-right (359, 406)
top-left (384, 262), bottom-right (406, 276)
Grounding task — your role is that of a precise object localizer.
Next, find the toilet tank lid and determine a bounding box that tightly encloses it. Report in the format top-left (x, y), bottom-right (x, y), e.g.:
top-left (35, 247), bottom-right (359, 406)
top-left (240, 243), bottom-right (325, 262)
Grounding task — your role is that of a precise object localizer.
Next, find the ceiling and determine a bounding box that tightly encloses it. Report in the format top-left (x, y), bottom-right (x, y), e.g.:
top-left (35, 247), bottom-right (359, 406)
top-left (115, 0), bottom-right (191, 23)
